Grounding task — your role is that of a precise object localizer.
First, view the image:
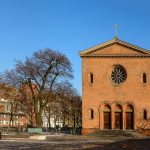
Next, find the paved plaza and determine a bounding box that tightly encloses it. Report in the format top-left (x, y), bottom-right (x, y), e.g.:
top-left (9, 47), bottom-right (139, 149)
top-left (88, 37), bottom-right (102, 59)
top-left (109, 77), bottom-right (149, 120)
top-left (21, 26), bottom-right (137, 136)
top-left (0, 135), bottom-right (150, 150)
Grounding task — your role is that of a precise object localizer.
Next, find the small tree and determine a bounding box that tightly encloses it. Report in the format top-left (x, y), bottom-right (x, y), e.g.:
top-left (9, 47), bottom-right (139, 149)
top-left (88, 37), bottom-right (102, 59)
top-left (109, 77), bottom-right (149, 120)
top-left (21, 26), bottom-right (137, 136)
top-left (56, 81), bottom-right (82, 134)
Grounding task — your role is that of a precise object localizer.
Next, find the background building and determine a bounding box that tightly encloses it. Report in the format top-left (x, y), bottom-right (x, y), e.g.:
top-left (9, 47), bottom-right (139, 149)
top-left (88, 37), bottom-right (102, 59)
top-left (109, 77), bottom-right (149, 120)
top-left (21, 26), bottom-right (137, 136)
top-left (0, 99), bottom-right (27, 128)
top-left (80, 37), bottom-right (150, 134)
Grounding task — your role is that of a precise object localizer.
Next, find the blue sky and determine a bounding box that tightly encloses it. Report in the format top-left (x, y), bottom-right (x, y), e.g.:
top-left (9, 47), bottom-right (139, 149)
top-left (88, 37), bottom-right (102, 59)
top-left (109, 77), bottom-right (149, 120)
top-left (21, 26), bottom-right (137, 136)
top-left (0, 0), bottom-right (150, 94)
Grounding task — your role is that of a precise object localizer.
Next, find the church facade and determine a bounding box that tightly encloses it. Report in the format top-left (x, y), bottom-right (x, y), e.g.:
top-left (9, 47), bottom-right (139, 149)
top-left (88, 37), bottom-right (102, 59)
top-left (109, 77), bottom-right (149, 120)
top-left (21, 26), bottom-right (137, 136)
top-left (80, 37), bottom-right (150, 134)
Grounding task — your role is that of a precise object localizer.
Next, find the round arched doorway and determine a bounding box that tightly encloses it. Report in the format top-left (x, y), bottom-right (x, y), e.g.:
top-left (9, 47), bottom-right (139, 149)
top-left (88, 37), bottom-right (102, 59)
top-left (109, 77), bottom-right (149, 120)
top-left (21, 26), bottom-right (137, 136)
top-left (114, 104), bottom-right (123, 129)
top-left (125, 104), bottom-right (134, 129)
top-left (103, 104), bottom-right (111, 129)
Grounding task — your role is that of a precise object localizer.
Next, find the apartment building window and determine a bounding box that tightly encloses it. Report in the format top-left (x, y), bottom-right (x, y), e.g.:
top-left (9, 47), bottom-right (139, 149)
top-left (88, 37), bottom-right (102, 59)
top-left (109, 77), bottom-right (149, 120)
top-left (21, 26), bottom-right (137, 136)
top-left (0, 120), bottom-right (4, 124)
top-left (6, 121), bottom-right (9, 125)
top-left (19, 116), bottom-right (22, 118)
top-left (14, 121), bottom-right (17, 125)
top-left (5, 105), bottom-right (10, 112)
top-left (18, 121), bottom-right (23, 125)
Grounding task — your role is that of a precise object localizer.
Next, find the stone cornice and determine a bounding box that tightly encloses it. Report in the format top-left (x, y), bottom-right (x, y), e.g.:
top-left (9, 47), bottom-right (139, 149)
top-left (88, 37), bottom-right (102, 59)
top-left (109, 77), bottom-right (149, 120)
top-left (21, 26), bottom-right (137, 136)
top-left (81, 54), bottom-right (150, 58)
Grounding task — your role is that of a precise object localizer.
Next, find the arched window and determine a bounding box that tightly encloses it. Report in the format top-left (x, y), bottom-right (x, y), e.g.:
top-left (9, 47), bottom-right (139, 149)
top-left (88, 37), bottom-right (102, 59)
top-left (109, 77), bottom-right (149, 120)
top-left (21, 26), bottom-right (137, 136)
top-left (90, 109), bottom-right (94, 119)
top-left (143, 110), bottom-right (147, 120)
top-left (143, 73), bottom-right (147, 83)
top-left (88, 73), bottom-right (93, 84)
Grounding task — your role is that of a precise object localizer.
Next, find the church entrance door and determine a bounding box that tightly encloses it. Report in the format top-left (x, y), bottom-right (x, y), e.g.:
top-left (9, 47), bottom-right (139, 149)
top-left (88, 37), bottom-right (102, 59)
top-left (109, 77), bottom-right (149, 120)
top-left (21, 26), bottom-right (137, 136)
top-left (115, 112), bottom-right (122, 129)
top-left (126, 112), bottom-right (133, 129)
top-left (104, 112), bottom-right (111, 129)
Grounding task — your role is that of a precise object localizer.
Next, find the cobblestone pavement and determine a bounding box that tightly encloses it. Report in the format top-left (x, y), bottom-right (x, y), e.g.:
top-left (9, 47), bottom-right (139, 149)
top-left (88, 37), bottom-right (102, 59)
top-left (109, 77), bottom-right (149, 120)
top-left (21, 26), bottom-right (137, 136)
top-left (0, 136), bottom-right (150, 150)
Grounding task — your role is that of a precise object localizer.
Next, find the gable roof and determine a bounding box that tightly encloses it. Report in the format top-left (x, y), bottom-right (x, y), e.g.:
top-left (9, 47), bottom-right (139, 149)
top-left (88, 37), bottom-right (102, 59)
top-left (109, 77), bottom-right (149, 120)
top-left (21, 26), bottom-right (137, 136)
top-left (79, 37), bottom-right (150, 57)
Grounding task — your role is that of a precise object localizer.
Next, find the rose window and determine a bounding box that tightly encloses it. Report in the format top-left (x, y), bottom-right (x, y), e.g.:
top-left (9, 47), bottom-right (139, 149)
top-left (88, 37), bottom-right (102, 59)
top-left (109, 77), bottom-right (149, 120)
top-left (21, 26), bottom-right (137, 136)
top-left (111, 65), bottom-right (126, 85)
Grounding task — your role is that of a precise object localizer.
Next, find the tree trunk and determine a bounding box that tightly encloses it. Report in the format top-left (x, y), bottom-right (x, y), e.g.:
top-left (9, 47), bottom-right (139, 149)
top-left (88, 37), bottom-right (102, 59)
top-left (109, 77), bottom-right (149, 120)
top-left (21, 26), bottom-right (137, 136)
top-left (73, 114), bottom-right (76, 135)
top-left (63, 114), bottom-right (66, 127)
top-left (48, 117), bottom-right (51, 128)
top-left (36, 111), bottom-right (43, 127)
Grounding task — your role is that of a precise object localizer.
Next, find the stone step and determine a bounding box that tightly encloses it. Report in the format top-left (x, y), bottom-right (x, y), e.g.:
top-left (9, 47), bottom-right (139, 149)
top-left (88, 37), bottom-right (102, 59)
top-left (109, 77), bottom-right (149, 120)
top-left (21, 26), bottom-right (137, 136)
top-left (90, 130), bottom-right (145, 138)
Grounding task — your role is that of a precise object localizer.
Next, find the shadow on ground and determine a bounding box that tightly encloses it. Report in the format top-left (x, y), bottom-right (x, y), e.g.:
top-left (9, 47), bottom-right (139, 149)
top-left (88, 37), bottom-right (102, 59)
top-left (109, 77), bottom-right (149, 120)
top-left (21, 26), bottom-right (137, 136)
top-left (0, 136), bottom-right (150, 150)
top-left (85, 138), bottom-right (150, 150)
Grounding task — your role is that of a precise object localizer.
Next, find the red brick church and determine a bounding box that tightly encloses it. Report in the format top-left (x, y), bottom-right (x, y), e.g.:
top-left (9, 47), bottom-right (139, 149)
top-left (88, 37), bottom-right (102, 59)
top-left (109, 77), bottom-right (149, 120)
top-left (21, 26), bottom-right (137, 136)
top-left (80, 37), bottom-right (150, 134)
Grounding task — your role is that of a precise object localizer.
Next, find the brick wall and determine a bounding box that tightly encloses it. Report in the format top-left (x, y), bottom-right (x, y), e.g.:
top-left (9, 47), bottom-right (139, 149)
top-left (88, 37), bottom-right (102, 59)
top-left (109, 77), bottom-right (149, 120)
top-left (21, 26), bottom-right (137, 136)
top-left (81, 43), bottom-right (150, 134)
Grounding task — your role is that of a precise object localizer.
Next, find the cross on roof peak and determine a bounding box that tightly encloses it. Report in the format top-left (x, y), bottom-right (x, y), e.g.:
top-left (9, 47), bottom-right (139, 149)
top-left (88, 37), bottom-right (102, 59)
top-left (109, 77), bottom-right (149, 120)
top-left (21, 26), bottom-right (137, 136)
top-left (114, 24), bottom-right (119, 38)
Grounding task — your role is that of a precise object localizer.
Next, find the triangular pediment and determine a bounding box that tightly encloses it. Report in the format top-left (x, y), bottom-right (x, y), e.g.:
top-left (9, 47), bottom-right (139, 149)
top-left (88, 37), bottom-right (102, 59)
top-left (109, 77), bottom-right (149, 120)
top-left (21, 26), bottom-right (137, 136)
top-left (88, 43), bottom-right (146, 55)
top-left (80, 38), bottom-right (150, 57)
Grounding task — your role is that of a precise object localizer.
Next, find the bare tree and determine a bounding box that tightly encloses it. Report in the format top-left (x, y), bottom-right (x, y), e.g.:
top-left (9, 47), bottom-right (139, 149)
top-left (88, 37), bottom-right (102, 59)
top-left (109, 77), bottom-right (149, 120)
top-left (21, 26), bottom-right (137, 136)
top-left (2, 49), bottom-right (73, 127)
top-left (69, 95), bottom-right (82, 134)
